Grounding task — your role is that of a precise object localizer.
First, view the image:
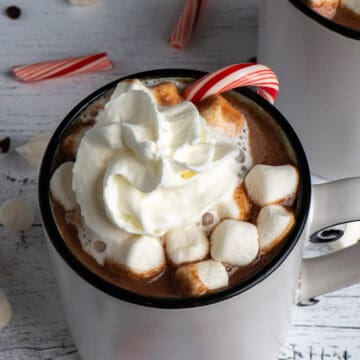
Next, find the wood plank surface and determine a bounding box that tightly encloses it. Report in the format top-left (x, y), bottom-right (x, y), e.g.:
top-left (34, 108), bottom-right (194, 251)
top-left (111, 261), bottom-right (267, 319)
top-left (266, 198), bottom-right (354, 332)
top-left (0, 1), bottom-right (359, 359)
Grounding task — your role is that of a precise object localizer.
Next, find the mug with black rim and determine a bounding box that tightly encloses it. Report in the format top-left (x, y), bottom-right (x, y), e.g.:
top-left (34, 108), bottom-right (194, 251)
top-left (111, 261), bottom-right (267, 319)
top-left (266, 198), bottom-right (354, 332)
top-left (258, 0), bottom-right (360, 180)
top-left (39, 69), bottom-right (360, 360)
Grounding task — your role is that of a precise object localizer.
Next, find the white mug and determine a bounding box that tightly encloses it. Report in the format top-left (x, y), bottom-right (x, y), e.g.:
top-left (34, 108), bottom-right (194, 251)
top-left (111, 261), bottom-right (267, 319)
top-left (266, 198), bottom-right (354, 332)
top-left (257, 0), bottom-right (360, 180)
top-left (39, 70), bottom-right (360, 360)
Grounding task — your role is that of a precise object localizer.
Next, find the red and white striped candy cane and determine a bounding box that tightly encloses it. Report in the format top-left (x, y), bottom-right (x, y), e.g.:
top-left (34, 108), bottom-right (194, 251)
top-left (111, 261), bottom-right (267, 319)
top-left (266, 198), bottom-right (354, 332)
top-left (184, 63), bottom-right (279, 104)
top-left (13, 52), bottom-right (113, 83)
top-left (169, 0), bottom-right (206, 49)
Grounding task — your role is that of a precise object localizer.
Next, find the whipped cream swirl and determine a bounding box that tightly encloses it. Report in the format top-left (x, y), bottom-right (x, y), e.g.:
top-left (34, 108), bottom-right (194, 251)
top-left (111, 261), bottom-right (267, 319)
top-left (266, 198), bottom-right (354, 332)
top-left (73, 80), bottom-right (240, 239)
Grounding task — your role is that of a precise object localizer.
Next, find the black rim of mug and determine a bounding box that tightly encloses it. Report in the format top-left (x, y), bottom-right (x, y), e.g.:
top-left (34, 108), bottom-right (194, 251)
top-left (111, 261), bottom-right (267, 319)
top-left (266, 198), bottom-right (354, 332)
top-left (39, 69), bottom-right (312, 309)
top-left (289, 0), bottom-right (360, 40)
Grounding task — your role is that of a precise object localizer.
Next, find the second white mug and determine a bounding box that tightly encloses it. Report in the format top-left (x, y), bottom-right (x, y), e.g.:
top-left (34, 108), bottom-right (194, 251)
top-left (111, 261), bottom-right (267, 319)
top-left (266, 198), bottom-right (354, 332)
top-left (257, 0), bottom-right (360, 180)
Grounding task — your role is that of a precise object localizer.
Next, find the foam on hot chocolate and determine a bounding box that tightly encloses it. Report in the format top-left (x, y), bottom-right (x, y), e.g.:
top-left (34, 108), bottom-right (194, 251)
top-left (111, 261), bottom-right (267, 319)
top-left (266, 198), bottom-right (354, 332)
top-left (210, 220), bottom-right (259, 266)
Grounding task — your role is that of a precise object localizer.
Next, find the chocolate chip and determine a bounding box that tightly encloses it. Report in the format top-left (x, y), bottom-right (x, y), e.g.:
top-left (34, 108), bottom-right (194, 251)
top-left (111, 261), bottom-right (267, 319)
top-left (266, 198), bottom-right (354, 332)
top-left (202, 212), bottom-right (214, 226)
top-left (0, 137), bottom-right (10, 154)
top-left (93, 240), bottom-right (106, 253)
top-left (5, 6), bottom-right (21, 20)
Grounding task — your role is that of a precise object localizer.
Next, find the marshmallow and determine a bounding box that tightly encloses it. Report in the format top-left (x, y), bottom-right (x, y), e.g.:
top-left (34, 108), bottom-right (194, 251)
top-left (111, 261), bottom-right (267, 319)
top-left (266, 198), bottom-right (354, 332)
top-left (175, 260), bottom-right (228, 296)
top-left (16, 133), bottom-right (50, 169)
top-left (210, 220), bottom-right (259, 266)
top-left (217, 184), bottom-right (251, 221)
top-left (152, 82), bottom-right (183, 107)
top-left (244, 164), bottom-right (299, 207)
top-left (341, 0), bottom-right (360, 14)
top-left (307, 0), bottom-right (340, 17)
top-left (108, 236), bottom-right (165, 278)
top-left (217, 199), bottom-right (240, 220)
top-left (0, 290), bottom-right (11, 331)
top-left (50, 162), bottom-right (77, 211)
top-left (0, 198), bottom-right (34, 232)
top-left (164, 225), bottom-right (209, 265)
top-left (198, 95), bottom-right (245, 137)
top-left (257, 205), bottom-right (295, 252)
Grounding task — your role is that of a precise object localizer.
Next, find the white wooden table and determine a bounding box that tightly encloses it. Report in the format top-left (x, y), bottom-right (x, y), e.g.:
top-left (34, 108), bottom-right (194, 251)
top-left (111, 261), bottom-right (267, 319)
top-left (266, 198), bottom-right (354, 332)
top-left (0, 1), bottom-right (359, 359)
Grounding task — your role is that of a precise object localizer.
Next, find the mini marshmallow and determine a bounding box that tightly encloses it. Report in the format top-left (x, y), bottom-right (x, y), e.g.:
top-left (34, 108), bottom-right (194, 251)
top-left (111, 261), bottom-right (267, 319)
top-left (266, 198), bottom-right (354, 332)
top-left (244, 164), bottom-right (299, 207)
top-left (108, 236), bottom-right (165, 278)
top-left (0, 289), bottom-right (11, 331)
top-left (217, 184), bottom-right (251, 221)
top-left (50, 162), bottom-right (77, 211)
top-left (175, 260), bottom-right (228, 297)
top-left (165, 225), bottom-right (209, 265)
top-left (152, 82), bottom-right (183, 107)
top-left (307, 0), bottom-right (340, 17)
top-left (257, 205), bottom-right (295, 252)
top-left (198, 95), bottom-right (245, 137)
top-left (16, 133), bottom-right (50, 169)
top-left (68, 0), bottom-right (97, 5)
top-left (0, 198), bottom-right (34, 232)
top-left (210, 220), bottom-right (259, 266)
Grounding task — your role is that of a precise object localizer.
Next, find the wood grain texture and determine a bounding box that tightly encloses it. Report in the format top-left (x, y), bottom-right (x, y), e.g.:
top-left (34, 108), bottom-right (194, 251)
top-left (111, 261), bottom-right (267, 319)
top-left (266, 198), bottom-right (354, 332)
top-left (0, 1), bottom-right (359, 359)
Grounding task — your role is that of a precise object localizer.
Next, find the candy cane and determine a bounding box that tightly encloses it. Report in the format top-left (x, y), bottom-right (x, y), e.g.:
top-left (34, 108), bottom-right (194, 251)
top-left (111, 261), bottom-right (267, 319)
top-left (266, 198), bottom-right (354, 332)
top-left (184, 63), bottom-right (279, 104)
top-left (13, 52), bottom-right (113, 83)
top-left (169, 0), bottom-right (206, 49)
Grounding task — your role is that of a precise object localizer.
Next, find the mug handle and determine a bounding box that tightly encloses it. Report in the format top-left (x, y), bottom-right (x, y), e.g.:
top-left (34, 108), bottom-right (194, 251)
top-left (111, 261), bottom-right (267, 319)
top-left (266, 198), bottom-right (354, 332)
top-left (297, 178), bottom-right (360, 304)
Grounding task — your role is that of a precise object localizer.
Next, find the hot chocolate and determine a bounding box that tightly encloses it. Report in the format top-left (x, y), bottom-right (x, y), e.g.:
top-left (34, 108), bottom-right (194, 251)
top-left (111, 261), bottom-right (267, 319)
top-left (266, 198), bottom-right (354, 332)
top-left (306, 0), bottom-right (360, 29)
top-left (49, 77), bottom-right (300, 298)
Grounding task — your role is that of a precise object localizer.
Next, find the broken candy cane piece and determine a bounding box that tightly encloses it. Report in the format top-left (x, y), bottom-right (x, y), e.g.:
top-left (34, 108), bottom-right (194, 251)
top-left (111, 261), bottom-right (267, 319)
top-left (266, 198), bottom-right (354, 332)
top-left (13, 52), bottom-right (113, 82)
top-left (169, 0), bottom-right (207, 49)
